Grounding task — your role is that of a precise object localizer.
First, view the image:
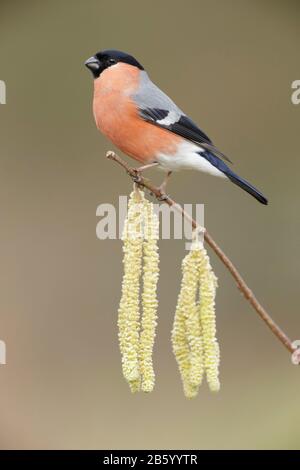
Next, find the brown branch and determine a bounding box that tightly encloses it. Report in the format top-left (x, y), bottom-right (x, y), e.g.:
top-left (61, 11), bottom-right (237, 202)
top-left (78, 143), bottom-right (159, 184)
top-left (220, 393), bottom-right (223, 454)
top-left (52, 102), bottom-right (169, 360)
top-left (107, 150), bottom-right (296, 356)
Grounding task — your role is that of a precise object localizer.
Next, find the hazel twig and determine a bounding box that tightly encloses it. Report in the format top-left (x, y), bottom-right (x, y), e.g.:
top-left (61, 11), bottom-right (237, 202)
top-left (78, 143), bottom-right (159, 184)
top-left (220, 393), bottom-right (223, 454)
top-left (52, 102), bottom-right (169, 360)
top-left (107, 150), bottom-right (297, 357)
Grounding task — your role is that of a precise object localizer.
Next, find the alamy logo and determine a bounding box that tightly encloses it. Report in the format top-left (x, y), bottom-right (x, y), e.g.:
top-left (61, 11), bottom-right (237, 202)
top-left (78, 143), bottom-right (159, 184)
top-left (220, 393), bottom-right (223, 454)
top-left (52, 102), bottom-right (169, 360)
top-left (291, 340), bottom-right (300, 365)
top-left (291, 80), bottom-right (300, 105)
top-left (0, 340), bottom-right (6, 365)
top-left (96, 196), bottom-right (204, 250)
top-left (0, 80), bottom-right (6, 104)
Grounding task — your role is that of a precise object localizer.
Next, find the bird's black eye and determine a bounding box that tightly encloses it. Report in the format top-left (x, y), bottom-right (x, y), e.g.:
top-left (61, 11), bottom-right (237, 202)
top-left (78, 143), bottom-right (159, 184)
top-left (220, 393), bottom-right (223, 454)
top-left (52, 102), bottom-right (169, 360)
top-left (107, 58), bottom-right (117, 65)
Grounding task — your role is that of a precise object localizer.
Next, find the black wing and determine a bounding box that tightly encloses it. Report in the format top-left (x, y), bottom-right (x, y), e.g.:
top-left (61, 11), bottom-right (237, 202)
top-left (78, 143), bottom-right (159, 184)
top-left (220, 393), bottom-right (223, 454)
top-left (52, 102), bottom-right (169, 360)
top-left (139, 107), bottom-right (232, 164)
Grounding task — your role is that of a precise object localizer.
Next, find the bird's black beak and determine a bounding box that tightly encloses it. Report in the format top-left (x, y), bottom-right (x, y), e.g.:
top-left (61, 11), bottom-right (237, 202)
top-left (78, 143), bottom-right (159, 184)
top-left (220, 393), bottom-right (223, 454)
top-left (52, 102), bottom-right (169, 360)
top-left (85, 56), bottom-right (101, 78)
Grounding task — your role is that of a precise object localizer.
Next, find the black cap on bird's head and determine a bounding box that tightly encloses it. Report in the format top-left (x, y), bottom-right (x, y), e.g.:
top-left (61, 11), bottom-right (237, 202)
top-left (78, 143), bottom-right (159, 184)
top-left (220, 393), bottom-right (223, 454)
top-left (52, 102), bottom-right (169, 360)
top-left (85, 49), bottom-right (144, 79)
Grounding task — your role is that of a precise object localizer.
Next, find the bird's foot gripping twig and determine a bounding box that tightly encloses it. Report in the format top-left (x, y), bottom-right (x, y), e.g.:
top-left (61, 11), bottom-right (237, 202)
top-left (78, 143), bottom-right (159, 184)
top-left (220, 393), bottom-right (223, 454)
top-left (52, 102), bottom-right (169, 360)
top-left (106, 150), bottom-right (297, 358)
top-left (132, 169), bottom-right (143, 185)
top-left (132, 162), bottom-right (159, 184)
top-left (157, 192), bottom-right (169, 202)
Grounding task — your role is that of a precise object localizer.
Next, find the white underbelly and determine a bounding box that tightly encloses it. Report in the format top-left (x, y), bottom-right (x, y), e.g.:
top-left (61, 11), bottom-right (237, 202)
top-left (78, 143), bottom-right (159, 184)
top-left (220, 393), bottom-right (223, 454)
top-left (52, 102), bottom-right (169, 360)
top-left (156, 141), bottom-right (226, 178)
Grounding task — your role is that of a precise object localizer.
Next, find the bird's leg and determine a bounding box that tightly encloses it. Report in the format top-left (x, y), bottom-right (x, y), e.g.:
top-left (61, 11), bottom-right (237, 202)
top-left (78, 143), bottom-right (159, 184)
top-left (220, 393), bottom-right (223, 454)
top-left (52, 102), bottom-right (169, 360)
top-left (132, 162), bottom-right (159, 183)
top-left (135, 162), bottom-right (159, 172)
top-left (158, 171), bottom-right (172, 195)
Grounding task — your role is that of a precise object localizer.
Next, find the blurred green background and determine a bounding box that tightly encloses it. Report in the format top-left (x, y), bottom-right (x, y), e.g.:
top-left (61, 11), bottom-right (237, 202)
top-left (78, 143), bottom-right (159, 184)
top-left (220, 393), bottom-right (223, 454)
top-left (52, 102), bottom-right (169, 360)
top-left (0, 0), bottom-right (299, 450)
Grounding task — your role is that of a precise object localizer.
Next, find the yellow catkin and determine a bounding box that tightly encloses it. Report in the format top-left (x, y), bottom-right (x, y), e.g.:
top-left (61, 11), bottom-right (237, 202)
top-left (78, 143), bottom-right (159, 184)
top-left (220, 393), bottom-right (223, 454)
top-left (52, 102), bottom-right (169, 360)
top-left (118, 188), bottom-right (159, 394)
top-left (172, 247), bottom-right (204, 398)
top-left (118, 190), bottom-right (144, 392)
top-left (186, 247), bottom-right (205, 389)
top-left (172, 314), bottom-right (197, 398)
top-left (198, 248), bottom-right (220, 392)
top-left (172, 231), bottom-right (220, 398)
top-left (139, 199), bottom-right (159, 392)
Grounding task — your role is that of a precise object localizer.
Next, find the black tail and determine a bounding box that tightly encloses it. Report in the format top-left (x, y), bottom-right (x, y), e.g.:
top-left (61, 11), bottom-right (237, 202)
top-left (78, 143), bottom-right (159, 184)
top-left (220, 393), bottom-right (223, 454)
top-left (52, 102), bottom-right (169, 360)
top-left (201, 151), bottom-right (268, 205)
top-left (226, 172), bottom-right (268, 205)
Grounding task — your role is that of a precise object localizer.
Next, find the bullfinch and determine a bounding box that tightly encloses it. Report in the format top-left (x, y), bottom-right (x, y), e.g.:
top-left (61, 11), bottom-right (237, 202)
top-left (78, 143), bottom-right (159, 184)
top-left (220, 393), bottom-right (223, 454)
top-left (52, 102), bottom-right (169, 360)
top-left (85, 49), bottom-right (268, 205)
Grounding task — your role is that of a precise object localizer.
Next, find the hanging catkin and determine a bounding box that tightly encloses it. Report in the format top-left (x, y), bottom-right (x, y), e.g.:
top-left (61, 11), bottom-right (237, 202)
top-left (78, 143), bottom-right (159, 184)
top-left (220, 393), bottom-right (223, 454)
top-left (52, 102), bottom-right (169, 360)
top-left (118, 188), bottom-right (159, 393)
top-left (172, 231), bottom-right (220, 398)
top-left (139, 198), bottom-right (159, 392)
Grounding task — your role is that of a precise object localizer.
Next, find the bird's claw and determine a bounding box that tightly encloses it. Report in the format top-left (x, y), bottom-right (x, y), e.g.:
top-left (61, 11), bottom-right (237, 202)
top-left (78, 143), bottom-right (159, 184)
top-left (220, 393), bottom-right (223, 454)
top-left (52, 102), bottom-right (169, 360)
top-left (132, 171), bottom-right (142, 184)
top-left (157, 192), bottom-right (169, 201)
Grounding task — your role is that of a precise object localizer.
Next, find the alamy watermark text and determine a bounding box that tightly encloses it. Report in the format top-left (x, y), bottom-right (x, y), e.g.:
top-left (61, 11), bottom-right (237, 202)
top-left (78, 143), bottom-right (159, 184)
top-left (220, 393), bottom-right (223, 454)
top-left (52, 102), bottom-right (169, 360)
top-left (96, 196), bottom-right (204, 250)
top-left (0, 80), bottom-right (6, 104)
top-left (0, 340), bottom-right (6, 365)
